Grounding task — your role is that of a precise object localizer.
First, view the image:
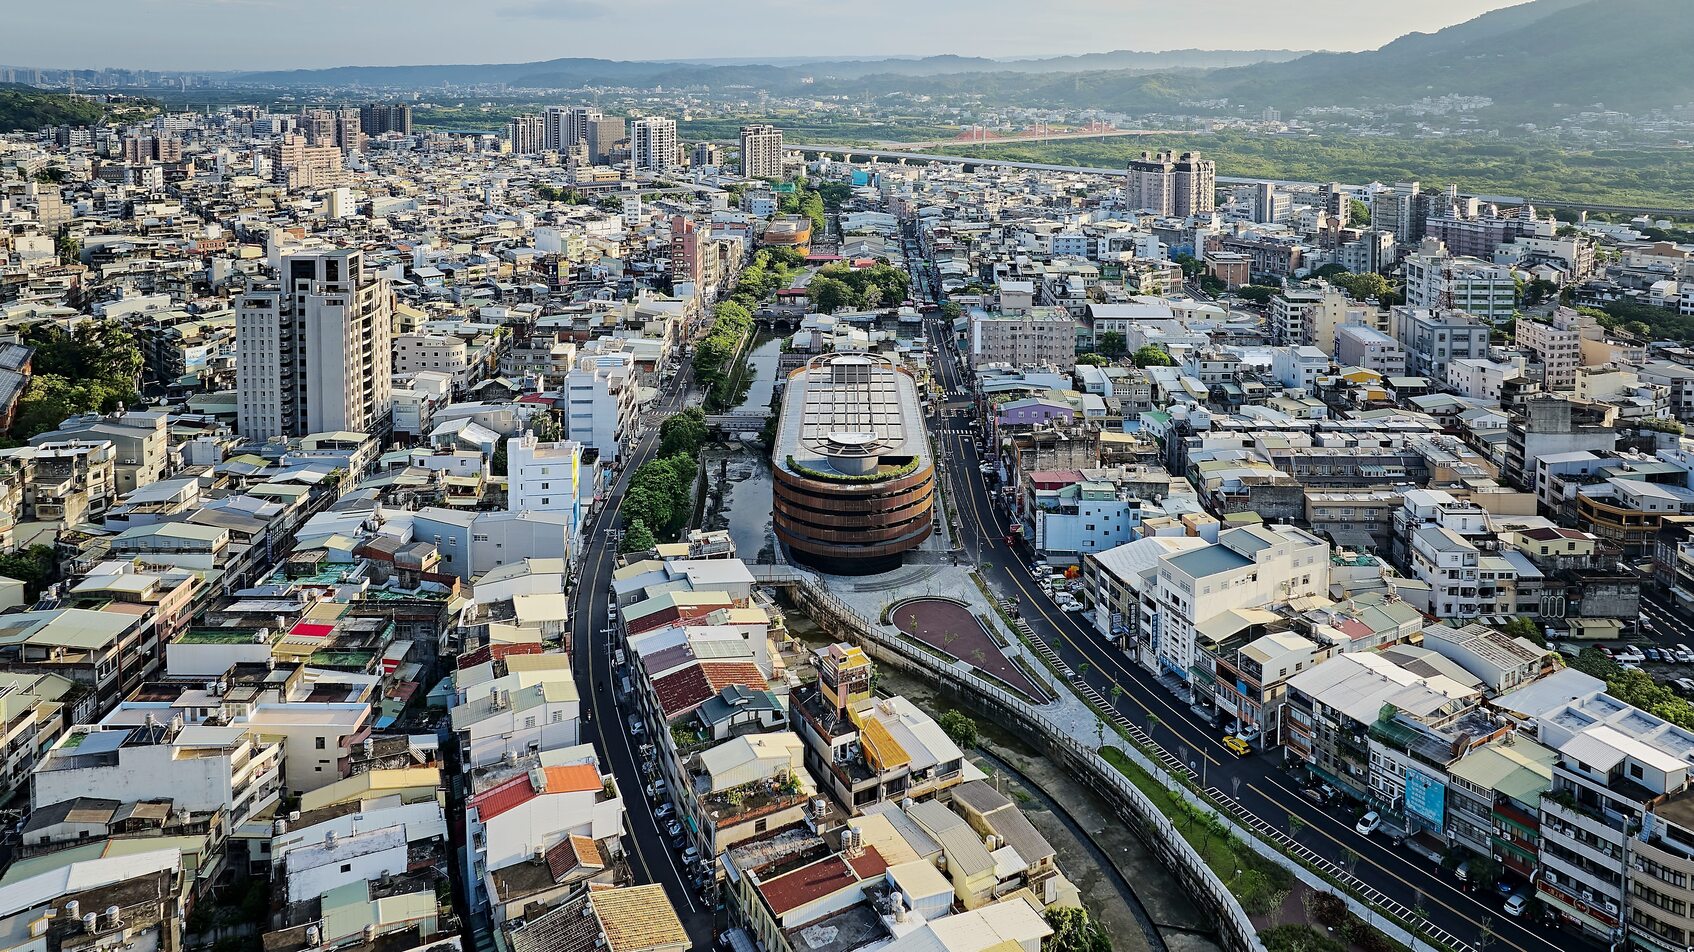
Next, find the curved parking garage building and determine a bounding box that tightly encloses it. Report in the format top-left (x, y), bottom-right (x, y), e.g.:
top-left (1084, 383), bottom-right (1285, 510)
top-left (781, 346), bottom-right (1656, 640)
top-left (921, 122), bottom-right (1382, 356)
top-left (772, 353), bottom-right (935, 575)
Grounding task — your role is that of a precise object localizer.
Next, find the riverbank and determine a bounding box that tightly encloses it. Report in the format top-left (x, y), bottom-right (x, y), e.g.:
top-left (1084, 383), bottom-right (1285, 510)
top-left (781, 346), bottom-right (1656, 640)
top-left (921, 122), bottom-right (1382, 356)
top-left (784, 613), bottom-right (1220, 952)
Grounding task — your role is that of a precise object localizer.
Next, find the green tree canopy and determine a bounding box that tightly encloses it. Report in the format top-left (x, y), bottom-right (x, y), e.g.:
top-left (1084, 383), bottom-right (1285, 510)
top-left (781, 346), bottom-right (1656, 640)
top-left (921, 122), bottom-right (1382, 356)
top-left (0, 545), bottom-right (57, 600)
top-left (619, 520), bottom-right (657, 555)
top-left (1496, 616), bottom-right (1546, 648)
top-left (1075, 353), bottom-right (1110, 367)
top-left (1041, 907), bottom-right (1111, 952)
top-left (808, 276), bottom-right (855, 314)
top-left (1132, 345), bottom-right (1174, 368)
top-left (1330, 271), bottom-right (1394, 301)
top-left (936, 709), bottom-right (979, 748)
top-left (658, 407), bottom-right (708, 458)
top-left (1096, 331), bottom-right (1127, 357)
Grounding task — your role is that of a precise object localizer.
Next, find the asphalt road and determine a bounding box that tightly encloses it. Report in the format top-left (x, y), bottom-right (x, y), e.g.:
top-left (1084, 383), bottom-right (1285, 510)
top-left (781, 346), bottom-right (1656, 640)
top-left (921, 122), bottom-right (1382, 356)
top-left (920, 314), bottom-right (1601, 952)
top-left (570, 364), bottom-right (715, 946)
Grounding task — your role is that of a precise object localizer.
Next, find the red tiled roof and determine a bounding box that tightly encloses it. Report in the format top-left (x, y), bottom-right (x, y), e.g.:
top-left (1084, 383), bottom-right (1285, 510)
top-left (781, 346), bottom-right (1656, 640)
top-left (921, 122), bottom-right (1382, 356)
top-left (845, 844), bottom-right (887, 880)
top-left (1028, 469), bottom-right (1085, 488)
top-left (543, 764), bottom-right (602, 794)
top-left (469, 773), bottom-right (537, 821)
top-left (758, 855), bottom-right (859, 916)
top-left (652, 665), bottom-right (713, 717)
top-left (1334, 618), bottom-right (1374, 640)
top-left (701, 661), bottom-right (768, 694)
top-left (457, 642), bottom-right (545, 670)
top-left (545, 834), bottom-right (606, 881)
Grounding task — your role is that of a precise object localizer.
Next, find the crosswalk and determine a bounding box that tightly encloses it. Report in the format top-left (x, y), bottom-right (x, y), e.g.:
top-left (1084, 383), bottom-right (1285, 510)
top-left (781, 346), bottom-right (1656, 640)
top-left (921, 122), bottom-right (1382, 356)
top-left (936, 428), bottom-right (980, 436)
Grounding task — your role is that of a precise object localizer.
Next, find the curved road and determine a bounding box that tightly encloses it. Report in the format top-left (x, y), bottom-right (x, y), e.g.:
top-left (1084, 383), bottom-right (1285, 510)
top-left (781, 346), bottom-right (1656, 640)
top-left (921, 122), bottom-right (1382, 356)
top-left (919, 311), bottom-right (1598, 952)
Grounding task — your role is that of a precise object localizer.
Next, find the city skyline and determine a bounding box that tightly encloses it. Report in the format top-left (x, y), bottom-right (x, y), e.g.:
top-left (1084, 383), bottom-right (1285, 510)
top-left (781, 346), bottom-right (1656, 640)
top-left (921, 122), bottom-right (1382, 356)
top-left (1, 0), bottom-right (1526, 72)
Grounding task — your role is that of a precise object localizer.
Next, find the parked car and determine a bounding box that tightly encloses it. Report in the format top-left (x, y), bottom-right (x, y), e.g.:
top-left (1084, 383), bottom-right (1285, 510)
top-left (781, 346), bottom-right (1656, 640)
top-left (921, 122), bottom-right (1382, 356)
top-left (627, 715), bottom-right (645, 736)
top-left (654, 803), bottom-right (675, 819)
top-left (1355, 811), bottom-right (1381, 835)
top-left (645, 779), bottom-right (667, 800)
top-left (1504, 892), bottom-right (1531, 917)
top-left (681, 847), bottom-right (700, 866)
top-left (1222, 735), bottom-right (1252, 757)
top-left (666, 821), bottom-right (683, 838)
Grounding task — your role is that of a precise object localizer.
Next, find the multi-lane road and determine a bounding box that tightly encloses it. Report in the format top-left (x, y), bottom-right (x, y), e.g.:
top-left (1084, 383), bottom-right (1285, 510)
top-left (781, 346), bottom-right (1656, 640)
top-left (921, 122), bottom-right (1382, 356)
top-left (919, 312), bottom-right (1602, 952)
top-left (569, 364), bottom-right (715, 946)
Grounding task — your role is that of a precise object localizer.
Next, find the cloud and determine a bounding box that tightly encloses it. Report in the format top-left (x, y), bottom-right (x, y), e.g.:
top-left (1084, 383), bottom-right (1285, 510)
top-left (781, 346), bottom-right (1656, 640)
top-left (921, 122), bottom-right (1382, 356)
top-left (500, 0), bottom-right (607, 19)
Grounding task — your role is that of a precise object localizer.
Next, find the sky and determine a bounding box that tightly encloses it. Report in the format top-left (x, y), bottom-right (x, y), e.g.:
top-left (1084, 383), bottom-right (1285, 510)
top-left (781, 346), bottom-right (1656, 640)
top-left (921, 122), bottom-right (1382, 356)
top-left (2, 0), bottom-right (1532, 72)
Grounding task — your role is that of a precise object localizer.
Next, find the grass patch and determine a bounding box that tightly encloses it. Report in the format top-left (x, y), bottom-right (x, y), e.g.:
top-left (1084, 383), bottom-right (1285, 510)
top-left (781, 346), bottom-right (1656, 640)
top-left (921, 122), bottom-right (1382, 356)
top-left (1099, 745), bottom-right (1291, 915)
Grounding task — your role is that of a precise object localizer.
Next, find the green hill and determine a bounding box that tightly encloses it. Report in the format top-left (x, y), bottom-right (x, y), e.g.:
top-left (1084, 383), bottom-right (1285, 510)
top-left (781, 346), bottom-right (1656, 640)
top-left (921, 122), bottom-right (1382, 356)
top-left (0, 84), bottom-right (110, 131)
top-left (1195, 0), bottom-right (1692, 114)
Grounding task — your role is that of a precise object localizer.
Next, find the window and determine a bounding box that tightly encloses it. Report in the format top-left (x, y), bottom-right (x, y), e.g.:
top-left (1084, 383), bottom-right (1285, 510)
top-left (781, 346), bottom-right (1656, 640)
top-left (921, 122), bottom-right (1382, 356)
top-left (315, 737), bottom-right (326, 749)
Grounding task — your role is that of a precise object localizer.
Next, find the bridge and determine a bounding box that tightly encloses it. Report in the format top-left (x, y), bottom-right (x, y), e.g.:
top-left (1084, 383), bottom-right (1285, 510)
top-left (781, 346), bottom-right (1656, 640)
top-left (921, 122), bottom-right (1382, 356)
top-left (705, 411), bottom-right (771, 432)
top-left (786, 142), bottom-right (1694, 217)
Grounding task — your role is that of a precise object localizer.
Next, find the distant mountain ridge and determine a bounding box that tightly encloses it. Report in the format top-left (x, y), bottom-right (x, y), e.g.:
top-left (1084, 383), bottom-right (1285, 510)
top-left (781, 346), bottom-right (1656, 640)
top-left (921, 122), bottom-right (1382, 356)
top-left (230, 0), bottom-right (1693, 122)
top-left (232, 48), bottom-right (1311, 88)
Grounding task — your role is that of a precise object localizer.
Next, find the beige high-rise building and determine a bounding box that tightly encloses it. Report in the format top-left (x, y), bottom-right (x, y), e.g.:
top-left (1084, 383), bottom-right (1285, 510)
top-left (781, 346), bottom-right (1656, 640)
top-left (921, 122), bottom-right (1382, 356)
top-left (738, 123), bottom-right (783, 180)
top-left (1126, 150), bottom-right (1215, 218)
top-left (236, 249), bottom-right (394, 440)
top-left (271, 134), bottom-right (345, 190)
top-left (585, 116), bottom-right (625, 163)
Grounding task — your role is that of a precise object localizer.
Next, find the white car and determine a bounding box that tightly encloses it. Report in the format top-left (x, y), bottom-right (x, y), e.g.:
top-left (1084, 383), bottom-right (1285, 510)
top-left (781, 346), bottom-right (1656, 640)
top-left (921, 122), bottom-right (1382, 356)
top-left (1355, 811), bottom-right (1381, 836)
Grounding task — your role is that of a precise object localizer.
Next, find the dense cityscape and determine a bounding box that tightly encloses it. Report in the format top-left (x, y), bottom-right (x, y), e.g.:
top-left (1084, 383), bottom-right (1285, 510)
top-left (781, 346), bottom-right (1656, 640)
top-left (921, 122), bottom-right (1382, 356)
top-left (1, 4), bottom-right (1694, 952)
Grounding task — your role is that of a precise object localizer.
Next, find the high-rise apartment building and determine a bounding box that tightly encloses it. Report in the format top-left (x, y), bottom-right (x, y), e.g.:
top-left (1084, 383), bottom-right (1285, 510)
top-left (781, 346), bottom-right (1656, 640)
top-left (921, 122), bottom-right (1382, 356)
top-left (670, 215), bottom-right (702, 286)
top-left (738, 123), bottom-right (783, 180)
top-left (300, 108), bottom-right (362, 151)
top-left (1173, 151), bottom-right (1216, 217)
top-left (236, 249), bottom-right (394, 440)
top-left (1126, 150), bottom-right (1214, 217)
top-left (586, 117), bottom-right (625, 163)
top-left (629, 116), bottom-right (676, 172)
top-left (543, 106), bottom-right (602, 153)
top-left (508, 115), bottom-right (546, 155)
top-left (270, 134), bottom-right (345, 190)
top-left (1321, 183), bottom-right (1351, 226)
top-left (542, 106), bottom-right (568, 152)
top-left (359, 103), bottom-right (412, 136)
top-left (1371, 182), bottom-right (1427, 244)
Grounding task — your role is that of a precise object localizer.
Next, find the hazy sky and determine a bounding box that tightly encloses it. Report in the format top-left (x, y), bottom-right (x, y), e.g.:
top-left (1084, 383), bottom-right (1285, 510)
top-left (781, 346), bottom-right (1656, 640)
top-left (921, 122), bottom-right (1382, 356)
top-left (3, 0), bottom-right (1530, 72)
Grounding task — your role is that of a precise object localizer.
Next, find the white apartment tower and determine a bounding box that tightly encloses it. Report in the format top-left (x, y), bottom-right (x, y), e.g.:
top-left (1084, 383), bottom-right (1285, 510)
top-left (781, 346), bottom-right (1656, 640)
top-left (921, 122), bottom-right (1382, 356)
top-left (739, 123), bottom-right (784, 180)
top-left (545, 106), bottom-right (602, 153)
top-left (508, 114), bottom-right (546, 155)
top-left (236, 249), bottom-right (394, 440)
top-left (630, 116), bottom-right (677, 172)
top-left (506, 433), bottom-right (583, 518)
